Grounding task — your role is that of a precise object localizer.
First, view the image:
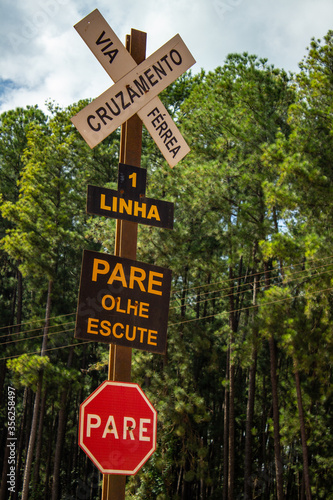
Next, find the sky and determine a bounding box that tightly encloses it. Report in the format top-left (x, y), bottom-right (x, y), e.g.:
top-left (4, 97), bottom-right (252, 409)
top-left (1, 0), bottom-right (333, 114)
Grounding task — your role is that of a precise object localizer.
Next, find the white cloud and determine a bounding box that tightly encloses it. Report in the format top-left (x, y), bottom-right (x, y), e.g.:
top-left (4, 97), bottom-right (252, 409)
top-left (0, 0), bottom-right (332, 114)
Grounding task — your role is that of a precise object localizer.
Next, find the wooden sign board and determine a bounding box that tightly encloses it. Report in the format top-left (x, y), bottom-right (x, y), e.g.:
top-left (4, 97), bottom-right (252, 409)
top-left (73, 9), bottom-right (192, 166)
top-left (74, 9), bottom-right (135, 82)
top-left (75, 250), bottom-right (172, 354)
top-left (138, 100), bottom-right (189, 165)
top-left (87, 185), bottom-right (174, 229)
top-left (118, 163), bottom-right (147, 198)
top-left (71, 32), bottom-right (195, 148)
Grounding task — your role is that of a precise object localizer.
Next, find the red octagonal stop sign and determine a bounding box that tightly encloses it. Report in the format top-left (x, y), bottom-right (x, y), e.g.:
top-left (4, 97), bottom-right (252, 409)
top-left (79, 380), bottom-right (157, 474)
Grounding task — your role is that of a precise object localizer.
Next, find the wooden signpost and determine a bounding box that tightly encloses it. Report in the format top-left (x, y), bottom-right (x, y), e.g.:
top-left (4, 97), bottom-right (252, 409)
top-left (72, 9), bottom-right (195, 500)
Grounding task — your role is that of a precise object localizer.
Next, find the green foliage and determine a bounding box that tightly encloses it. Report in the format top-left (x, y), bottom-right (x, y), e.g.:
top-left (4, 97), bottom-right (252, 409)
top-left (0, 30), bottom-right (333, 500)
top-left (7, 354), bottom-right (51, 390)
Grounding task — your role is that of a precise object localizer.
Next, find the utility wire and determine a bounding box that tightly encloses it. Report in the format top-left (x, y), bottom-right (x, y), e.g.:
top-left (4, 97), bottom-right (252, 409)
top-left (169, 266), bottom-right (333, 311)
top-left (1, 284), bottom-right (332, 362)
top-left (0, 321), bottom-right (75, 340)
top-left (1, 262), bottom-right (331, 342)
top-left (0, 258), bottom-right (332, 345)
top-left (0, 341), bottom-right (92, 362)
top-left (169, 285), bottom-right (333, 327)
top-left (0, 327), bottom-right (75, 347)
top-left (0, 312), bottom-right (75, 333)
top-left (169, 254), bottom-right (333, 301)
top-left (172, 260), bottom-right (333, 303)
top-left (0, 255), bottom-right (331, 338)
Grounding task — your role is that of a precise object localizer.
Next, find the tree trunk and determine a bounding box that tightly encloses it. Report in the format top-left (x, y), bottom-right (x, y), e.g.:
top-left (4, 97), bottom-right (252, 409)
top-left (15, 269), bottom-right (23, 334)
top-left (180, 266), bottom-right (188, 320)
top-left (41, 280), bottom-right (53, 357)
top-left (32, 387), bottom-right (47, 489)
top-left (294, 365), bottom-right (312, 499)
top-left (223, 348), bottom-right (229, 500)
top-left (265, 261), bottom-right (284, 500)
top-left (228, 266), bottom-right (236, 500)
top-left (259, 372), bottom-right (268, 497)
top-left (0, 430), bottom-right (11, 500)
top-left (0, 269), bottom-right (24, 500)
top-left (21, 370), bottom-right (43, 500)
top-left (51, 389), bottom-right (68, 500)
top-left (21, 279), bottom-right (52, 500)
top-left (244, 348), bottom-right (257, 498)
top-left (268, 335), bottom-right (284, 500)
top-left (228, 355), bottom-right (235, 500)
top-left (52, 347), bottom-right (74, 500)
top-left (44, 415), bottom-right (55, 500)
top-left (13, 387), bottom-right (31, 500)
top-left (0, 362), bottom-right (6, 411)
top-left (244, 267), bottom-right (260, 498)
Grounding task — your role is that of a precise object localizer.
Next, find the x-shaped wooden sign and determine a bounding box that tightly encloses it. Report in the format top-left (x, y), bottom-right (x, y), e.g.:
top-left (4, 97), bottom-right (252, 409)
top-left (71, 9), bottom-right (195, 167)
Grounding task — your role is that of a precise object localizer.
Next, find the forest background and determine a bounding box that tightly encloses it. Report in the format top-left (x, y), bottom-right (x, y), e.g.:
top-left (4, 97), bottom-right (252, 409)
top-left (0, 28), bottom-right (332, 500)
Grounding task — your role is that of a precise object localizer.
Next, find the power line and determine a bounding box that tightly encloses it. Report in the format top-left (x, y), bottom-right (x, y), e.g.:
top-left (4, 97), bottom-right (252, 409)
top-left (169, 254), bottom-right (333, 302)
top-left (1, 263), bottom-right (331, 344)
top-left (3, 257), bottom-right (330, 342)
top-left (0, 321), bottom-right (75, 340)
top-left (169, 285), bottom-right (333, 327)
top-left (0, 327), bottom-right (75, 347)
top-left (1, 255), bottom-right (332, 341)
top-left (0, 341), bottom-right (92, 362)
top-left (0, 312), bottom-right (75, 333)
top-left (1, 284), bottom-right (332, 362)
top-left (169, 265), bottom-right (333, 311)
top-left (0, 257), bottom-right (332, 350)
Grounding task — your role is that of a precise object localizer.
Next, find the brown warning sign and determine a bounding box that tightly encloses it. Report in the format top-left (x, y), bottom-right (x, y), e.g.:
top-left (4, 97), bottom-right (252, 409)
top-left (75, 249), bottom-right (172, 354)
top-left (87, 185), bottom-right (174, 229)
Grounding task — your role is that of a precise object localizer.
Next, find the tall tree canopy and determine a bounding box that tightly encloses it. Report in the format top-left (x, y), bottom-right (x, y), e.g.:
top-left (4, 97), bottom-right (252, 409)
top-left (0, 32), bottom-right (332, 500)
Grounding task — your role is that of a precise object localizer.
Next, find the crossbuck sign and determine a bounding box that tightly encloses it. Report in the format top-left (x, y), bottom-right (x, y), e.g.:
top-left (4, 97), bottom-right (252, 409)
top-left (71, 9), bottom-right (196, 167)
